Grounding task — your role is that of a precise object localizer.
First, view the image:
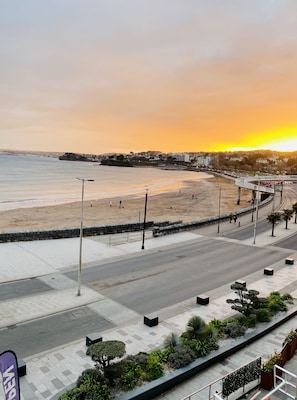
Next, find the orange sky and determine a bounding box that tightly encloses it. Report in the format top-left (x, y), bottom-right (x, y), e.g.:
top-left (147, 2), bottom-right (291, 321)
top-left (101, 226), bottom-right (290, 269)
top-left (0, 1), bottom-right (296, 154)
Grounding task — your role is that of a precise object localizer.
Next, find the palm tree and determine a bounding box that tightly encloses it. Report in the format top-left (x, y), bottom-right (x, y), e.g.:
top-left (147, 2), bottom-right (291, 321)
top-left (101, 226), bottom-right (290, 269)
top-left (282, 209), bottom-right (294, 229)
top-left (292, 202), bottom-right (297, 223)
top-left (267, 212), bottom-right (281, 237)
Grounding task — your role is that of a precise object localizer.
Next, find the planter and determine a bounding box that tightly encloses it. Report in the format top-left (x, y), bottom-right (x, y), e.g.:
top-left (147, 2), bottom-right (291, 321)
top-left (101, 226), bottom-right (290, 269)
top-left (260, 370), bottom-right (274, 390)
top-left (287, 342), bottom-right (296, 360)
top-left (281, 343), bottom-right (289, 366)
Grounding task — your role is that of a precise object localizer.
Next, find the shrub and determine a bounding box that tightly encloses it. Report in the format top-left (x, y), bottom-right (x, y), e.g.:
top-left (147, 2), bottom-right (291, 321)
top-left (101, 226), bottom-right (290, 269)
top-left (146, 353), bottom-right (164, 381)
top-left (164, 332), bottom-right (180, 349)
top-left (223, 320), bottom-right (246, 338)
top-left (58, 381), bottom-right (111, 400)
top-left (209, 318), bottom-right (224, 332)
top-left (167, 345), bottom-right (196, 369)
top-left (104, 358), bottom-right (132, 386)
top-left (254, 308), bottom-right (270, 322)
top-left (268, 298), bottom-right (287, 313)
top-left (262, 352), bottom-right (282, 373)
top-left (76, 368), bottom-right (106, 387)
top-left (281, 293), bottom-right (293, 302)
top-left (119, 362), bottom-right (142, 391)
top-left (126, 352), bottom-right (148, 369)
top-left (283, 330), bottom-right (297, 346)
top-left (58, 388), bottom-right (81, 400)
top-left (239, 315), bottom-right (257, 328)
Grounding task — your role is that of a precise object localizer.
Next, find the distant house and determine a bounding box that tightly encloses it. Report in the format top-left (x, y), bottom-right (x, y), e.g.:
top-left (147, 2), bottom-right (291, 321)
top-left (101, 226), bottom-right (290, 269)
top-left (169, 153), bottom-right (190, 163)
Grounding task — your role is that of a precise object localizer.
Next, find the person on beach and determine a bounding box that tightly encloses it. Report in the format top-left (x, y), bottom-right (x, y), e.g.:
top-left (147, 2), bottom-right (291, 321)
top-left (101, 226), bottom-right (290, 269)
top-left (119, 200), bottom-right (122, 208)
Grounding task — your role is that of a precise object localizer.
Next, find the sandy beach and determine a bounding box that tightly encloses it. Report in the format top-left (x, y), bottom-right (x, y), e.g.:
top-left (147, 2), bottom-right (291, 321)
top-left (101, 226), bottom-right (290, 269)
top-left (0, 175), bottom-right (252, 233)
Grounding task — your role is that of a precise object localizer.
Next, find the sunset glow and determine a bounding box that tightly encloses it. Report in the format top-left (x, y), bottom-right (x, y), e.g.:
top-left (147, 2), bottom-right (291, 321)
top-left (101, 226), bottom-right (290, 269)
top-left (0, 1), bottom-right (296, 154)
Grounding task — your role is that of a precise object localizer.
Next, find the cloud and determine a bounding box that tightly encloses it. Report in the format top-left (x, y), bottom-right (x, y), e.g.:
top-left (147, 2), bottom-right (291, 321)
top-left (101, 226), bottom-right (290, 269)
top-left (0, 0), bottom-right (296, 152)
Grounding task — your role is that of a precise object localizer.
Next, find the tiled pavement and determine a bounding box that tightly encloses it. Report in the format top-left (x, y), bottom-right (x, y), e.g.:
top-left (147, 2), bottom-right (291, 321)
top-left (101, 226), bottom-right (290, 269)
top-left (1, 210), bottom-right (297, 400)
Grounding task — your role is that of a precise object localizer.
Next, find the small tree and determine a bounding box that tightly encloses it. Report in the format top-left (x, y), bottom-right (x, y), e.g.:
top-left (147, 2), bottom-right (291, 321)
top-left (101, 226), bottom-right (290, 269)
top-left (87, 340), bottom-right (126, 374)
top-left (226, 282), bottom-right (260, 316)
top-left (267, 211), bottom-right (281, 237)
top-left (282, 209), bottom-right (294, 229)
top-left (292, 202), bottom-right (297, 223)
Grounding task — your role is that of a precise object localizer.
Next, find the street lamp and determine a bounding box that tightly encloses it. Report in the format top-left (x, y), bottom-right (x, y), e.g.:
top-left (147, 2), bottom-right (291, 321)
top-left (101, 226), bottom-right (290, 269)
top-left (76, 177), bottom-right (94, 296)
top-left (253, 178), bottom-right (260, 245)
top-left (217, 188), bottom-right (221, 234)
top-left (141, 188), bottom-right (148, 250)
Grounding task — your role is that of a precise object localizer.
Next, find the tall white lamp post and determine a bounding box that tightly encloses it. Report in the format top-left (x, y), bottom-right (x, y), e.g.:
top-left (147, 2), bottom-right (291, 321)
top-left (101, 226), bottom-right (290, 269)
top-left (76, 177), bottom-right (94, 296)
top-left (141, 188), bottom-right (148, 250)
top-left (217, 187), bottom-right (221, 234)
top-left (253, 177), bottom-right (260, 245)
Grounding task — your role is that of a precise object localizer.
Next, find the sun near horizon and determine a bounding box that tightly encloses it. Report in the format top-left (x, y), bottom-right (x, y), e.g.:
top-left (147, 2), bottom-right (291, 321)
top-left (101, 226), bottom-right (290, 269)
top-left (218, 129), bottom-right (297, 154)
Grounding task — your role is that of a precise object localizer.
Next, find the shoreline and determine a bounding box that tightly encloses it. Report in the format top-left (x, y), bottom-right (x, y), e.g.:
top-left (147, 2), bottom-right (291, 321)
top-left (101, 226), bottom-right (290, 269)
top-left (0, 176), bottom-right (252, 233)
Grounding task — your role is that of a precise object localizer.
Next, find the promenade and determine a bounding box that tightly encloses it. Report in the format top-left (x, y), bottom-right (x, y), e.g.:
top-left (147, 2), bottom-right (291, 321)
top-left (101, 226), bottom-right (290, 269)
top-left (1, 208), bottom-right (297, 400)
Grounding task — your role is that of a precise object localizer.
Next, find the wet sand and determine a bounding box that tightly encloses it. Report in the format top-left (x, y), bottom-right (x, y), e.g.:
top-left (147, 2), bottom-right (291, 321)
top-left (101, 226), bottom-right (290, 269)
top-left (0, 176), bottom-right (252, 233)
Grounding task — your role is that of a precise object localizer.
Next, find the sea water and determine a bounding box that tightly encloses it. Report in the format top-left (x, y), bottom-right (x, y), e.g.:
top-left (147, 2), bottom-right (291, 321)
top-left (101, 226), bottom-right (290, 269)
top-left (0, 153), bottom-right (209, 211)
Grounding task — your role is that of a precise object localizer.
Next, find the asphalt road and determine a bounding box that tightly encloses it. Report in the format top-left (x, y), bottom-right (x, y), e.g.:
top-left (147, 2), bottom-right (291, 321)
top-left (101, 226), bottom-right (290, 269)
top-left (66, 236), bottom-right (292, 314)
top-left (1, 184), bottom-right (296, 358)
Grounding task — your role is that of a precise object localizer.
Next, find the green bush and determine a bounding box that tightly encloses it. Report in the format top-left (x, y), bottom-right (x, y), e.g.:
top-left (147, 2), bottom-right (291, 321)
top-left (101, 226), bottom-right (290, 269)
top-left (268, 298), bottom-right (287, 313)
top-left (282, 293), bottom-right (293, 302)
top-left (104, 358), bottom-right (132, 386)
top-left (223, 320), bottom-right (246, 338)
top-left (58, 388), bottom-right (81, 400)
top-left (146, 353), bottom-right (164, 381)
top-left (126, 352), bottom-right (148, 369)
top-left (255, 308), bottom-right (271, 322)
top-left (76, 368), bottom-right (106, 387)
top-left (167, 345), bottom-right (196, 369)
top-left (164, 332), bottom-right (180, 349)
top-left (239, 315), bottom-right (257, 328)
top-left (119, 363), bottom-right (142, 391)
top-left (58, 383), bottom-right (111, 400)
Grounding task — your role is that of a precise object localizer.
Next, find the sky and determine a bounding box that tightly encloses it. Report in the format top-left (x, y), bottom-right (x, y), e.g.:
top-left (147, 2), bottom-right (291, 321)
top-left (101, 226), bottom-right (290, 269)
top-left (0, 0), bottom-right (297, 154)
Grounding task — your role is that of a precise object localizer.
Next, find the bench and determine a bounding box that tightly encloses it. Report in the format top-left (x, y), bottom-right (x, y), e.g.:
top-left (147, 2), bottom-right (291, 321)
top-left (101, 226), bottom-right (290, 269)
top-left (144, 315), bottom-right (159, 327)
top-left (196, 294), bottom-right (209, 305)
top-left (285, 258), bottom-right (294, 265)
top-left (18, 358), bottom-right (27, 377)
top-left (264, 268), bottom-right (274, 276)
top-left (86, 332), bottom-right (103, 346)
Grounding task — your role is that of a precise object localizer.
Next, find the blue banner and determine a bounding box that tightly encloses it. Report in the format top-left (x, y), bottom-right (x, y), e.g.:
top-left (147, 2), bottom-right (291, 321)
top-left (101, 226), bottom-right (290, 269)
top-left (0, 350), bottom-right (20, 400)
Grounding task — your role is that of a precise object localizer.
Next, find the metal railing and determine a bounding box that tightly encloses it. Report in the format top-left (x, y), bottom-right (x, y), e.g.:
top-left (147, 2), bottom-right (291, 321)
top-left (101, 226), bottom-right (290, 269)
top-left (179, 358), bottom-right (261, 400)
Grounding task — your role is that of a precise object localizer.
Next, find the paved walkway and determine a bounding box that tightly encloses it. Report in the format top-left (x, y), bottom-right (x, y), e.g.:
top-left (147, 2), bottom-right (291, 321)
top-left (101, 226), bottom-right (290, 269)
top-left (1, 207), bottom-right (297, 400)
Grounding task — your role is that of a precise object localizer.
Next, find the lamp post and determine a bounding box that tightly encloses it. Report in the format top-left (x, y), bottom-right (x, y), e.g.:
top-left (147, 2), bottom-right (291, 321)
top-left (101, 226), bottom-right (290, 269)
top-left (217, 188), bottom-right (221, 234)
top-left (141, 188), bottom-right (148, 250)
top-left (76, 177), bottom-right (94, 296)
top-left (253, 178), bottom-right (260, 245)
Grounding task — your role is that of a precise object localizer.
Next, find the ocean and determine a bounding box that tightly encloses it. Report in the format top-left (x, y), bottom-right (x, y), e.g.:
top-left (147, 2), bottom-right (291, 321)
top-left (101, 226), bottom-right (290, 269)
top-left (0, 153), bottom-right (209, 211)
